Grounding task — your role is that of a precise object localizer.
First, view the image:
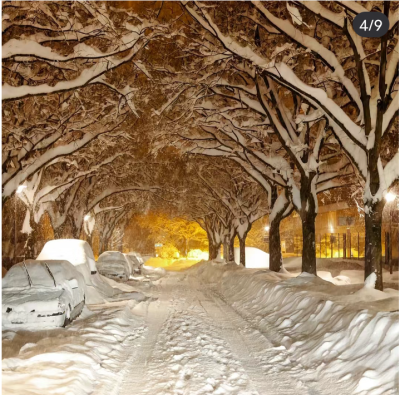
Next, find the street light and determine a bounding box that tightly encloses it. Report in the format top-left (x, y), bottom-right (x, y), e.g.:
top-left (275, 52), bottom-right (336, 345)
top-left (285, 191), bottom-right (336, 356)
top-left (16, 185), bottom-right (27, 194)
top-left (14, 185), bottom-right (27, 265)
top-left (385, 192), bottom-right (396, 202)
top-left (264, 225), bottom-right (270, 232)
top-left (84, 214), bottom-right (91, 221)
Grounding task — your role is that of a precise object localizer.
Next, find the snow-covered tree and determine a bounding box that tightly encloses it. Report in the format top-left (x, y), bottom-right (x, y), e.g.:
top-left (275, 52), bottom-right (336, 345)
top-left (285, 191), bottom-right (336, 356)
top-left (194, 160), bottom-right (270, 266)
top-left (2, 1), bottom-right (173, 199)
top-left (167, 1), bottom-right (398, 288)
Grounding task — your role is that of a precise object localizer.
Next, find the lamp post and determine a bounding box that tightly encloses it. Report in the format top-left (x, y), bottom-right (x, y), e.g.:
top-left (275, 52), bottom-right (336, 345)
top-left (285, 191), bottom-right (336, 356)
top-left (14, 185), bottom-right (27, 265)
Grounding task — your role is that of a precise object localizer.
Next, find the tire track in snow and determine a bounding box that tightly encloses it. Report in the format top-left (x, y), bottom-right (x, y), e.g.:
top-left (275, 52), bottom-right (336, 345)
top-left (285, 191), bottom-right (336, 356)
top-left (203, 282), bottom-right (352, 395)
top-left (117, 298), bottom-right (170, 395)
top-left (194, 279), bottom-right (308, 395)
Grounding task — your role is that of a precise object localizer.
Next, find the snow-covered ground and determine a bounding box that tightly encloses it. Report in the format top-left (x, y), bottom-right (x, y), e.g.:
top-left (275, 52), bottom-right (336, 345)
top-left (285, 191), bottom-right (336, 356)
top-left (2, 261), bottom-right (398, 395)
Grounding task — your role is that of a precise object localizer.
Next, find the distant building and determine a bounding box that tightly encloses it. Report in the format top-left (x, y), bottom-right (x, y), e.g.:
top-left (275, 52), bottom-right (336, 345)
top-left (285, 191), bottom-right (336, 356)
top-left (280, 201), bottom-right (398, 269)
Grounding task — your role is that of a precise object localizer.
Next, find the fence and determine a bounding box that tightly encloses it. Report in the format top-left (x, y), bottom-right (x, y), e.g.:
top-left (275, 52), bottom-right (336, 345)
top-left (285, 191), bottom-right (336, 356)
top-left (314, 233), bottom-right (364, 259)
top-left (281, 231), bottom-right (398, 271)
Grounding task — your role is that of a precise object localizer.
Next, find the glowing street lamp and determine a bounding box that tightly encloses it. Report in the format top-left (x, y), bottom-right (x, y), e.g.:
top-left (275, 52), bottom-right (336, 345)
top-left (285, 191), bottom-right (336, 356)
top-left (16, 185), bottom-right (27, 194)
top-left (264, 225), bottom-right (270, 232)
top-left (84, 214), bottom-right (91, 221)
top-left (385, 192), bottom-right (396, 202)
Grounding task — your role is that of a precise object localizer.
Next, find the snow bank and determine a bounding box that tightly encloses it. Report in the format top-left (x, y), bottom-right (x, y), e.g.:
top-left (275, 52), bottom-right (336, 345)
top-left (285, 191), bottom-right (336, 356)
top-left (187, 259), bottom-right (240, 283)
top-left (234, 247), bottom-right (269, 268)
top-left (2, 304), bottom-right (146, 395)
top-left (102, 276), bottom-right (138, 293)
top-left (141, 265), bottom-right (166, 280)
top-left (218, 269), bottom-right (398, 395)
top-left (190, 261), bottom-right (398, 395)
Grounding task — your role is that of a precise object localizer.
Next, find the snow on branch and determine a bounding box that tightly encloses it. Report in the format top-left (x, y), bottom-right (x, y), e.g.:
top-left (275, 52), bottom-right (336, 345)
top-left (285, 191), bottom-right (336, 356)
top-left (2, 118), bottom-right (127, 198)
top-left (251, 1), bottom-right (364, 118)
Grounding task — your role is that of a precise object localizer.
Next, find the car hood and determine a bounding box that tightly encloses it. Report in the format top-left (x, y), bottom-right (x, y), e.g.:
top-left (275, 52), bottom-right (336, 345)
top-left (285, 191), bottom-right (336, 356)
top-left (3, 289), bottom-right (64, 310)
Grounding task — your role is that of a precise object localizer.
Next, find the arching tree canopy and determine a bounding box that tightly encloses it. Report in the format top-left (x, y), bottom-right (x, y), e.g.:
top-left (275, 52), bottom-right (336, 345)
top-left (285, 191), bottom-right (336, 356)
top-left (2, 0), bottom-right (399, 290)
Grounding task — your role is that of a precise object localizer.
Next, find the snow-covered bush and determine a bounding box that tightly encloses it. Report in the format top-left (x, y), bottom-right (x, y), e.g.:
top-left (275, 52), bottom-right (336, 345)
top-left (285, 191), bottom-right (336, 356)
top-left (158, 244), bottom-right (179, 259)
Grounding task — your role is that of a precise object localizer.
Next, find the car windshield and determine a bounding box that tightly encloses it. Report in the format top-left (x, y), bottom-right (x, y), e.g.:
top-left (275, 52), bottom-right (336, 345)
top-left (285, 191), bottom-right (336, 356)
top-left (99, 252), bottom-right (124, 260)
top-left (3, 261), bottom-right (56, 289)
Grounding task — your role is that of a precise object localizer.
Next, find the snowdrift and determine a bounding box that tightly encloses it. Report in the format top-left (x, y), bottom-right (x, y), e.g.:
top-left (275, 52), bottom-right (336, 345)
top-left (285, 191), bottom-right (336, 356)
top-left (2, 304), bottom-right (145, 395)
top-left (191, 261), bottom-right (399, 395)
top-left (141, 265), bottom-right (166, 280)
top-left (233, 247), bottom-right (269, 268)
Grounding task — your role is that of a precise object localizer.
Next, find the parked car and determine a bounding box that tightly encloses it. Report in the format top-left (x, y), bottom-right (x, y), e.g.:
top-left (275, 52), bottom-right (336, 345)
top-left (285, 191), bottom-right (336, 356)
top-left (97, 251), bottom-right (131, 281)
top-left (124, 252), bottom-right (144, 274)
top-left (2, 260), bottom-right (85, 329)
top-left (37, 239), bottom-right (97, 274)
top-left (36, 240), bottom-right (117, 305)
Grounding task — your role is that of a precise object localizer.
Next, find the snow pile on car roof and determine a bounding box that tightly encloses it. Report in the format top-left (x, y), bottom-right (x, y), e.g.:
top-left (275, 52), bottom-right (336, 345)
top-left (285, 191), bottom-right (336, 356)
top-left (2, 305), bottom-right (145, 395)
top-left (37, 240), bottom-right (117, 304)
top-left (37, 239), bottom-right (97, 272)
top-left (98, 251), bottom-right (125, 261)
top-left (194, 263), bottom-right (398, 395)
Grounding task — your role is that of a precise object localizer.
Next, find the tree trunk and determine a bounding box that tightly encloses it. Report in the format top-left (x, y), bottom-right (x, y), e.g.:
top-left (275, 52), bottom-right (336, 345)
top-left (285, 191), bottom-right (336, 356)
top-left (301, 210), bottom-right (317, 274)
top-left (207, 232), bottom-right (214, 260)
top-left (269, 219), bottom-right (283, 272)
top-left (99, 235), bottom-right (107, 255)
top-left (239, 235), bottom-right (246, 267)
top-left (208, 243), bottom-right (213, 260)
top-left (216, 242), bottom-right (222, 259)
top-left (228, 235), bottom-right (235, 262)
top-left (53, 227), bottom-right (63, 239)
top-left (365, 201), bottom-right (384, 290)
top-left (25, 217), bottom-right (40, 260)
top-left (71, 222), bottom-right (82, 240)
top-left (223, 240), bottom-right (228, 261)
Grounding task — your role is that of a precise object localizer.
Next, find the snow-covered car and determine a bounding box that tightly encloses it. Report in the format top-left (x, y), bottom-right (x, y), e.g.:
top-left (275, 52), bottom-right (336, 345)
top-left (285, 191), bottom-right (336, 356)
top-left (97, 251), bottom-right (131, 281)
top-left (124, 252), bottom-right (144, 274)
top-left (37, 240), bottom-right (119, 305)
top-left (37, 239), bottom-right (97, 274)
top-left (2, 260), bottom-right (85, 329)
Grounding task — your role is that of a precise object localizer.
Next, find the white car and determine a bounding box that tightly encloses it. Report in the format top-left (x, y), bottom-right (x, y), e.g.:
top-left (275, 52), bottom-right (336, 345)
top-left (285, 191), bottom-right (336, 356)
top-left (124, 252), bottom-right (144, 274)
top-left (97, 251), bottom-right (131, 281)
top-left (36, 239), bottom-right (117, 305)
top-left (2, 260), bottom-right (85, 329)
top-left (37, 239), bottom-right (97, 274)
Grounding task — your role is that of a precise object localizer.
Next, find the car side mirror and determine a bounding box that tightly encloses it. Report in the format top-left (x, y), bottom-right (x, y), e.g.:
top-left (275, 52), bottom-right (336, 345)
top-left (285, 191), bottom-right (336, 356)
top-left (68, 279), bottom-right (79, 289)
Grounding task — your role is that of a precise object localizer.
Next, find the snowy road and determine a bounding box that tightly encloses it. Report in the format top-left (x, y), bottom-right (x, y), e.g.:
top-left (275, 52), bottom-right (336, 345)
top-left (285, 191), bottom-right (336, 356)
top-left (3, 264), bottom-right (396, 395)
top-left (114, 274), bottom-right (351, 395)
